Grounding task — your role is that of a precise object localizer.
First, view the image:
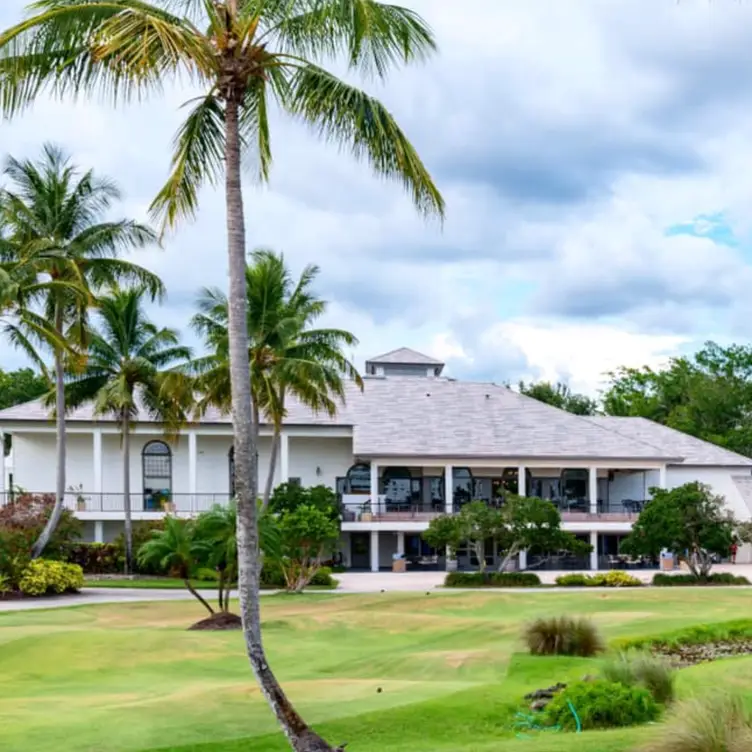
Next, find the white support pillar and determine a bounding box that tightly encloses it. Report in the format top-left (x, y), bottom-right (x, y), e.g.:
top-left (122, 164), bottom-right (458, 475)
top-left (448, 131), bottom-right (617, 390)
top-left (188, 431), bottom-right (197, 511)
top-left (444, 464), bottom-right (453, 513)
top-left (370, 530), bottom-right (379, 572)
top-left (370, 462), bottom-right (380, 516)
top-left (94, 520), bottom-right (104, 544)
top-left (396, 531), bottom-right (405, 557)
top-left (590, 531), bottom-right (598, 571)
top-left (658, 464), bottom-right (667, 489)
top-left (518, 464), bottom-right (526, 496)
top-left (519, 549), bottom-right (528, 571)
top-left (589, 466), bottom-right (598, 514)
top-left (279, 433), bottom-right (289, 485)
top-left (0, 430), bottom-right (5, 498)
top-left (93, 429), bottom-right (103, 495)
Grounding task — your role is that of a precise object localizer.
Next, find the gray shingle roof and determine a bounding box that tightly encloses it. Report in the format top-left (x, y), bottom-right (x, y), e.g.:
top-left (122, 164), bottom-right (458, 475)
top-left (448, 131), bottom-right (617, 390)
top-left (365, 347), bottom-right (444, 366)
top-left (586, 416), bottom-right (752, 467)
top-left (4, 378), bottom-right (748, 464)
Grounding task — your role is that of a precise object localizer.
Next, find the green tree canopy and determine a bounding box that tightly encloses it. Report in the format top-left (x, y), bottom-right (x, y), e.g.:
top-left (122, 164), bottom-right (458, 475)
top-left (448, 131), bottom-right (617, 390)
top-left (518, 381), bottom-right (598, 416)
top-left (621, 482), bottom-right (744, 578)
top-left (0, 367), bottom-right (47, 410)
top-left (602, 342), bottom-right (752, 457)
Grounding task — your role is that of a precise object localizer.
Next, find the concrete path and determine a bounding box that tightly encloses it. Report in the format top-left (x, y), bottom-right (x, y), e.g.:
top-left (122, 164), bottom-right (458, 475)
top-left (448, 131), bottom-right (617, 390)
top-left (3, 565), bottom-right (752, 612)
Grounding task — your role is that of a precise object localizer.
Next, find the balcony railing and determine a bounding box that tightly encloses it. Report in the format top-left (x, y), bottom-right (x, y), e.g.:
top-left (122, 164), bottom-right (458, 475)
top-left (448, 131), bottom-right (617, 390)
top-left (0, 491), bottom-right (232, 514)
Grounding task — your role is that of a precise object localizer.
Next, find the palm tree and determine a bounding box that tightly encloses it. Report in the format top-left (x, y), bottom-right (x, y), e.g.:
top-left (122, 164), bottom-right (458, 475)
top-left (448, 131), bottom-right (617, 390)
top-left (0, 4), bottom-right (443, 747)
top-left (192, 249), bottom-right (363, 506)
top-left (137, 516), bottom-right (215, 614)
top-left (0, 145), bottom-right (162, 559)
top-left (195, 501), bottom-right (281, 613)
top-left (65, 286), bottom-right (192, 573)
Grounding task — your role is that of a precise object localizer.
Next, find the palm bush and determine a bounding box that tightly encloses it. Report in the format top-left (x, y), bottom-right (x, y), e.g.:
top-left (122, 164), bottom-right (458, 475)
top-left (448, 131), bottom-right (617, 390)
top-left (602, 651), bottom-right (675, 705)
top-left (524, 616), bottom-right (604, 657)
top-left (640, 694), bottom-right (752, 752)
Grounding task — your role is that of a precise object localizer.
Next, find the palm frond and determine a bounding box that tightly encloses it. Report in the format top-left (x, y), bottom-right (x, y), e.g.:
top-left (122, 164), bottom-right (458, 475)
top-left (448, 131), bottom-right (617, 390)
top-left (285, 63), bottom-right (444, 218)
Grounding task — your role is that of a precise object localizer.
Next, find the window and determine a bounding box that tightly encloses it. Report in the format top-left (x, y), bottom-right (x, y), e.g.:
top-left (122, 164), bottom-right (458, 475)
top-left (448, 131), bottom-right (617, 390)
top-left (381, 467), bottom-right (415, 506)
top-left (450, 467), bottom-right (473, 507)
top-left (229, 446), bottom-right (235, 497)
top-left (561, 469), bottom-right (588, 500)
top-left (289, 477), bottom-right (302, 487)
top-left (142, 441), bottom-right (172, 510)
top-left (345, 462), bottom-right (371, 494)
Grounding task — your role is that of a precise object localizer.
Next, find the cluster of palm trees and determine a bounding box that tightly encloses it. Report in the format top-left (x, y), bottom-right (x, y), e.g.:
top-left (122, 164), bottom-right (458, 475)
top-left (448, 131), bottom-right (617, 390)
top-left (0, 1), bottom-right (443, 749)
top-left (0, 146), bottom-right (362, 573)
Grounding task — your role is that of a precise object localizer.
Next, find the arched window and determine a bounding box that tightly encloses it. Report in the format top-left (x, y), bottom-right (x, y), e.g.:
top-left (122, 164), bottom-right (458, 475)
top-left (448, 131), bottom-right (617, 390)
top-left (345, 462), bottom-right (371, 494)
top-left (229, 446), bottom-right (235, 497)
top-left (381, 467), bottom-right (419, 506)
top-left (142, 441), bottom-right (172, 510)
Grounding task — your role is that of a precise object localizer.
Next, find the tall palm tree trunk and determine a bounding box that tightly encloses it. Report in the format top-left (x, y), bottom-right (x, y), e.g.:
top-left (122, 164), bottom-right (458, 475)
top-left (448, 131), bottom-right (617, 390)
top-left (31, 306), bottom-right (66, 558)
top-left (122, 412), bottom-right (133, 574)
top-left (263, 428), bottom-right (281, 508)
top-left (224, 97), bottom-right (334, 752)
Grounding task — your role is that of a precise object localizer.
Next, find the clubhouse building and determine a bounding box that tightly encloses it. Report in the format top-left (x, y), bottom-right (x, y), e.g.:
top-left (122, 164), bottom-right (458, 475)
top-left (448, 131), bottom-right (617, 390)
top-left (2, 347), bottom-right (752, 571)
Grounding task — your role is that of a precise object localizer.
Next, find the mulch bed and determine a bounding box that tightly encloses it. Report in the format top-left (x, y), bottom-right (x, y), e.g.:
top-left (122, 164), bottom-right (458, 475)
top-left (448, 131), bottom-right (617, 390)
top-left (655, 640), bottom-right (752, 667)
top-left (188, 612), bottom-right (243, 631)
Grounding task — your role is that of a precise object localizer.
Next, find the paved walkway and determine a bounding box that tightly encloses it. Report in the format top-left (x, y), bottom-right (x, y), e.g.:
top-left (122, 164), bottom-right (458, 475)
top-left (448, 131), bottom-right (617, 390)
top-left (3, 565), bottom-right (752, 612)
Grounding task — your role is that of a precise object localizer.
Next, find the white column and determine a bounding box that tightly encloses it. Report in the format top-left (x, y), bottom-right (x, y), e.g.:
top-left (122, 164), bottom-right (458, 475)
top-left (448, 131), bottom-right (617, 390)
top-left (444, 464), bottom-right (453, 513)
top-left (396, 531), bottom-right (405, 556)
top-left (590, 531), bottom-right (598, 571)
top-left (517, 464), bottom-right (526, 496)
top-left (519, 550), bottom-right (527, 570)
top-left (279, 433), bottom-right (289, 485)
top-left (589, 466), bottom-right (598, 514)
top-left (188, 431), bottom-right (197, 511)
top-left (658, 464), bottom-right (667, 489)
top-left (370, 462), bottom-right (380, 516)
top-left (370, 530), bottom-right (379, 572)
top-left (93, 429), bottom-right (103, 494)
top-left (94, 520), bottom-right (104, 544)
top-left (0, 430), bottom-right (5, 499)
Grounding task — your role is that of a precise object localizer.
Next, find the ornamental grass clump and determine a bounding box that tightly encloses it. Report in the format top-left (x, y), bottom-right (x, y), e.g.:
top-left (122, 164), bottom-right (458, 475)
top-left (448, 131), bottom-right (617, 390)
top-left (524, 616), bottom-right (604, 657)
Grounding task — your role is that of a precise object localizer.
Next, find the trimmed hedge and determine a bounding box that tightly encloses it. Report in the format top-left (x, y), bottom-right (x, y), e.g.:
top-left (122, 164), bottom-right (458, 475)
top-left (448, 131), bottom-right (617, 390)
top-left (444, 571), bottom-right (541, 588)
top-left (652, 572), bottom-right (750, 587)
top-left (613, 619), bottom-right (752, 652)
top-left (19, 560), bottom-right (84, 596)
top-left (556, 571), bottom-right (643, 588)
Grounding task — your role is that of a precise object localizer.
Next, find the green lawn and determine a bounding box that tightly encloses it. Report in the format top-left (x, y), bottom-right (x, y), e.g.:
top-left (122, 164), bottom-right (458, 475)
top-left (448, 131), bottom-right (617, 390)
top-left (84, 578), bottom-right (222, 589)
top-left (1, 589), bottom-right (751, 752)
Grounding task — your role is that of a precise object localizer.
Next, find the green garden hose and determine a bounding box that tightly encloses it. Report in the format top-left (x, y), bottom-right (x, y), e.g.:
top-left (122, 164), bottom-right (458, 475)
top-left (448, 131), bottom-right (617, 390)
top-left (513, 700), bottom-right (581, 739)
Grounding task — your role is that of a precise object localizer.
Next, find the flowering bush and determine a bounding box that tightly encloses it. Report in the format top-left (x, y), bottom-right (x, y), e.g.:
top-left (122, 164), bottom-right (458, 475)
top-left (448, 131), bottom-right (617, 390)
top-left (18, 560), bottom-right (84, 596)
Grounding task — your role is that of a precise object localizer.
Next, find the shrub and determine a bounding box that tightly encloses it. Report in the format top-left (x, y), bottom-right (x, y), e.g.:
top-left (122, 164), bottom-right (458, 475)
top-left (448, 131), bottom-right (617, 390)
top-left (18, 560), bottom-right (84, 596)
top-left (555, 571), bottom-right (642, 588)
top-left (444, 571), bottom-right (541, 588)
top-left (639, 694), bottom-right (752, 752)
top-left (63, 543), bottom-right (122, 574)
top-left (114, 520), bottom-right (168, 575)
top-left (0, 528), bottom-right (33, 588)
top-left (0, 573), bottom-right (10, 595)
top-left (555, 573), bottom-right (590, 587)
top-left (309, 566), bottom-right (336, 587)
top-left (260, 561), bottom-right (337, 590)
top-left (524, 616), bottom-right (604, 657)
top-left (544, 679), bottom-right (659, 731)
top-left (652, 572), bottom-right (750, 586)
top-left (602, 651), bottom-right (675, 704)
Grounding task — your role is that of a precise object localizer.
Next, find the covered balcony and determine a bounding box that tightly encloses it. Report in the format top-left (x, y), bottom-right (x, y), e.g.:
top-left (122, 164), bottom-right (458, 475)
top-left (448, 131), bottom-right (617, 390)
top-left (337, 463), bottom-right (661, 522)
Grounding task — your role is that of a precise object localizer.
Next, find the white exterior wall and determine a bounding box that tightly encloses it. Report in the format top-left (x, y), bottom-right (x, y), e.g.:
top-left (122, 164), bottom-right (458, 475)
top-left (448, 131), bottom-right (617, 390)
top-left (287, 436), bottom-right (352, 488)
top-left (667, 466), bottom-right (752, 521)
top-left (195, 435), bottom-right (273, 495)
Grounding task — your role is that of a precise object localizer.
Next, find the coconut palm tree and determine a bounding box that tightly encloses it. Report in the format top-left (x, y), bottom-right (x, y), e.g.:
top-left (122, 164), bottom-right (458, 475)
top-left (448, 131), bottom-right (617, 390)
top-left (0, 4), bottom-right (442, 747)
top-left (192, 249), bottom-right (363, 505)
top-left (0, 145), bottom-right (162, 558)
top-left (64, 285), bottom-right (191, 573)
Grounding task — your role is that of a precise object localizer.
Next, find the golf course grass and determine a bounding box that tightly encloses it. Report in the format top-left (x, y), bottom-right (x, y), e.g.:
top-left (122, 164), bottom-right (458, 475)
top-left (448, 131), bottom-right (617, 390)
top-left (2, 589), bottom-right (751, 752)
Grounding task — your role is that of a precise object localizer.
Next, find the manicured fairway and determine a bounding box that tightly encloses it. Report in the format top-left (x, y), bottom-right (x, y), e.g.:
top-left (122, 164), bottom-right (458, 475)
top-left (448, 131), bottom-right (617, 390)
top-left (2, 589), bottom-right (752, 752)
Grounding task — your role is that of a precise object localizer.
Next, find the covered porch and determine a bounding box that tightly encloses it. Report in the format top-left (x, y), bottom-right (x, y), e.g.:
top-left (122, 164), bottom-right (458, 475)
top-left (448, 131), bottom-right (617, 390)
top-left (337, 460), bottom-right (666, 523)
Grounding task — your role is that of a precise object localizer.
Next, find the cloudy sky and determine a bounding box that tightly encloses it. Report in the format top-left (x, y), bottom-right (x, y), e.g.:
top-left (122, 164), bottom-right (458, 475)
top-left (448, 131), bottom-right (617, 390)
top-left (2, 0), bottom-right (752, 395)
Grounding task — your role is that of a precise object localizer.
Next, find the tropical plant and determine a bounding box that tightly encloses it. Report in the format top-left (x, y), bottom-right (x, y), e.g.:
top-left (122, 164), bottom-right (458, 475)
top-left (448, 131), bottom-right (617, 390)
top-left (137, 516), bottom-right (214, 614)
top-left (195, 501), bottom-right (281, 612)
top-left (191, 249), bottom-right (362, 505)
top-left (0, 145), bottom-right (161, 559)
top-left (0, 3), bottom-right (443, 747)
top-left (63, 286), bottom-right (191, 572)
